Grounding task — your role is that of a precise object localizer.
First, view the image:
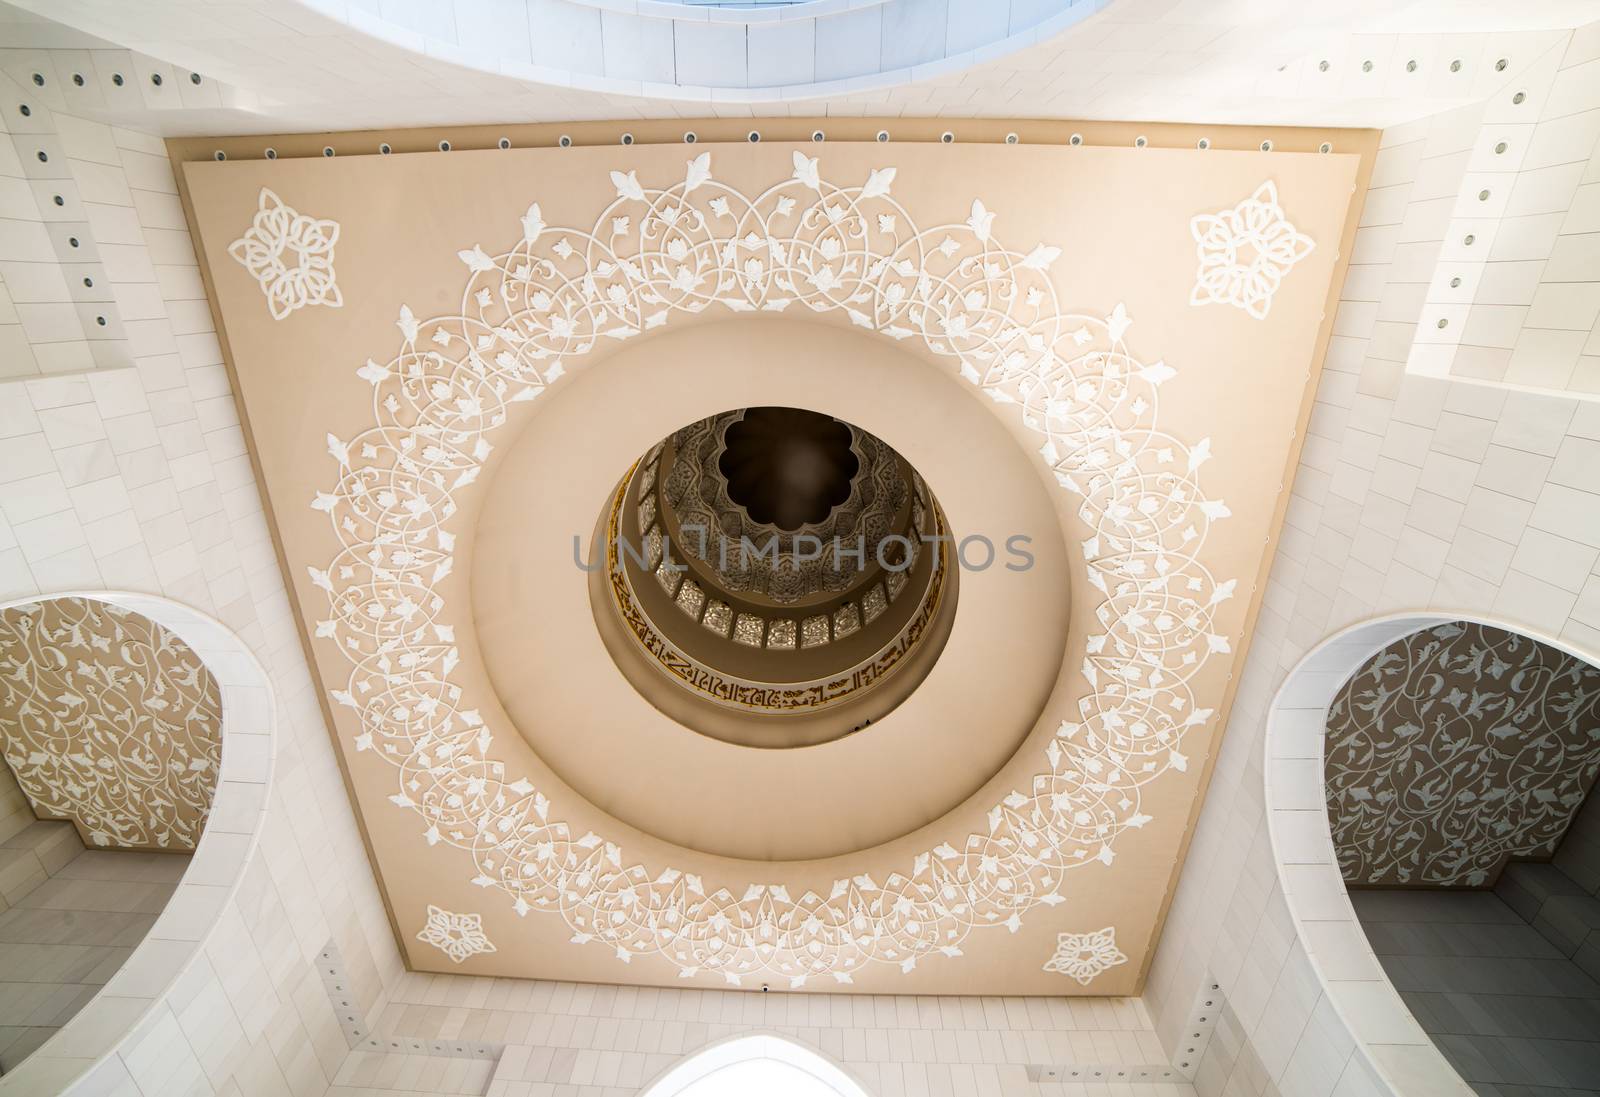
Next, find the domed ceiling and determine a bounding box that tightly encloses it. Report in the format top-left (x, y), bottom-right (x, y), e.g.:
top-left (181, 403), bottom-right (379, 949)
top-left (175, 121), bottom-right (1372, 993)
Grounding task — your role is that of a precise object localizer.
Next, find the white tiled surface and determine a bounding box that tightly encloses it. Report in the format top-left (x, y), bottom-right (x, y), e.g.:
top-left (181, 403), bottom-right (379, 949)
top-left (1147, 55), bottom-right (1600, 1096)
top-left (1356, 885), bottom-right (1600, 1095)
top-left (1408, 22), bottom-right (1600, 399)
top-left (0, 0), bottom-right (1587, 135)
top-left (0, 831), bottom-right (188, 1075)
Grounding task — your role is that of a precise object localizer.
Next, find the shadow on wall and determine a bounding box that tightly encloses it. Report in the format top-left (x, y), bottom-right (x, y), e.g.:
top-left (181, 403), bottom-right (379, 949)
top-left (0, 592), bottom-right (271, 1094)
top-left (1266, 613), bottom-right (1543, 1097)
top-left (1325, 620), bottom-right (1600, 1095)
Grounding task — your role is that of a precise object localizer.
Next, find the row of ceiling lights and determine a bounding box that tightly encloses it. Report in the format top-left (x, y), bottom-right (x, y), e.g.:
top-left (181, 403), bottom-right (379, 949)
top-left (212, 131), bottom-right (1336, 161)
top-left (30, 68), bottom-right (202, 89)
top-left (27, 55), bottom-right (1515, 88)
top-left (1307, 56), bottom-right (1510, 74)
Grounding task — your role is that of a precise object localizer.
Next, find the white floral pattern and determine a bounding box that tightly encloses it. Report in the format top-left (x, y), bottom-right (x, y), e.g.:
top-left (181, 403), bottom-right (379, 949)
top-left (1042, 927), bottom-right (1128, 985)
top-left (1188, 181), bottom-right (1314, 320)
top-left (416, 904), bottom-right (497, 964)
top-left (0, 598), bottom-right (222, 850)
top-left (306, 152), bottom-right (1236, 985)
top-left (1327, 622), bottom-right (1600, 886)
top-left (228, 188), bottom-right (342, 321)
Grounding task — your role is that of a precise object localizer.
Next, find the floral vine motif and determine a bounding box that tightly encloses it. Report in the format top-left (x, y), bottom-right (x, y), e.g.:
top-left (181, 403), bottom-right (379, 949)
top-left (416, 905), bottom-right (497, 964)
top-left (1188, 181), bottom-right (1314, 320)
top-left (1327, 622), bottom-right (1600, 887)
top-left (1042, 927), bottom-right (1128, 985)
top-left (228, 188), bottom-right (342, 321)
top-left (0, 598), bottom-right (222, 850)
top-left (310, 151), bottom-right (1236, 985)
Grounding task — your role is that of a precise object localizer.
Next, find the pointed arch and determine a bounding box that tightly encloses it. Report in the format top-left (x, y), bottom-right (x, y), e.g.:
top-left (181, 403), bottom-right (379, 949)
top-left (639, 1033), bottom-right (874, 1097)
top-left (0, 590), bottom-right (272, 1095)
top-left (1264, 610), bottom-right (1600, 1096)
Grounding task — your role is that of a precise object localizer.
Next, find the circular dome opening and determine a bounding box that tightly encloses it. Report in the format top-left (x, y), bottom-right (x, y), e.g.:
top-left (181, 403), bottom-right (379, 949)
top-left (589, 405), bottom-right (958, 748)
top-left (719, 407), bottom-right (858, 530)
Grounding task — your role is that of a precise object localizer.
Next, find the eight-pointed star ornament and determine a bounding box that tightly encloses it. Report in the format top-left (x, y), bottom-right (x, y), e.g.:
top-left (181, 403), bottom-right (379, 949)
top-left (1042, 926), bottom-right (1129, 985)
top-left (1188, 181), bottom-right (1315, 320)
top-left (416, 904), bottom-right (497, 964)
top-left (227, 187), bottom-right (343, 321)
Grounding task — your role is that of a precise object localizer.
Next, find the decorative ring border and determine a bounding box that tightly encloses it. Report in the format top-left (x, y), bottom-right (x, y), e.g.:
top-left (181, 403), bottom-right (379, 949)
top-left (304, 152), bottom-right (1240, 985)
top-left (607, 461), bottom-right (954, 714)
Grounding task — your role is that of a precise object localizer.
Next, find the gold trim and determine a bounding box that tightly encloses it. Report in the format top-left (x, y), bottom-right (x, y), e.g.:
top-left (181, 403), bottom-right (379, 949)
top-left (604, 464), bottom-right (950, 715)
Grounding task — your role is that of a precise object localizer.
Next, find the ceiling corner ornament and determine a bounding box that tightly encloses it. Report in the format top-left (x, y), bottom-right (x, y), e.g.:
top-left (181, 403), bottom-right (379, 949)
top-left (310, 151), bottom-right (1235, 985)
top-left (1188, 181), bottom-right (1314, 320)
top-left (0, 598), bottom-right (222, 850)
top-left (228, 187), bottom-right (343, 321)
top-left (1042, 927), bottom-right (1128, 985)
top-left (416, 904), bottom-right (497, 964)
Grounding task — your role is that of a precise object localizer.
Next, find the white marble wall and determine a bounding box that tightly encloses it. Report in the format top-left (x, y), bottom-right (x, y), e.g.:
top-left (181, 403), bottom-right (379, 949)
top-left (0, 69), bottom-right (403, 1097)
top-left (1145, 21), bottom-right (1600, 1097)
top-left (0, 825), bottom-right (190, 1074)
top-left (0, 0), bottom-right (1582, 134)
top-left (1409, 25), bottom-right (1600, 399)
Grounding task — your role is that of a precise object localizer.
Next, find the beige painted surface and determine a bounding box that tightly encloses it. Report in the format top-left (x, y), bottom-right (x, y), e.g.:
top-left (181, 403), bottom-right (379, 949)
top-left (0, 598), bottom-right (222, 852)
top-left (476, 319), bottom-right (1069, 860)
top-left (181, 136), bottom-right (1362, 993)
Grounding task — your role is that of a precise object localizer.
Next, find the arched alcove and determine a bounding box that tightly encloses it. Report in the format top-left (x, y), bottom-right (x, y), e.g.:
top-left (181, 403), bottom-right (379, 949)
top-left (1264, 612), bottom-right (1600, 1097)
top-left (0, 592), bottom-right (271, 1095)
top-left (639, 1033), bottom-right (874, 1097)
